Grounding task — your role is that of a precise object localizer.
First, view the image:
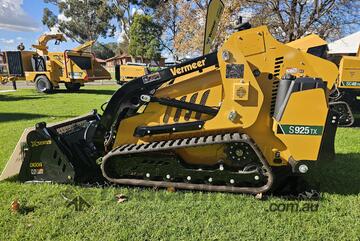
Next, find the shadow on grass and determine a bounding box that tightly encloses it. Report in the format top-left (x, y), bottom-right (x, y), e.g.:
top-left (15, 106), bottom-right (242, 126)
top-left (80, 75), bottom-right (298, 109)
top-left (351, 116), bottom-right (360, 127)
top-left (349, 107), bottom-right (360, 127)
top-left (0, 113), bottom-right (77, 123)
top-left (0, 94), bottom-right (44, 102)
top-left (17, 205), bottom-right (36, 215)
top-left (0, 113), bottom-right (48, 123)
top-left (306, 153), bottom-right (360, 195)
top-left (52, 89), bottom-right (117, 95)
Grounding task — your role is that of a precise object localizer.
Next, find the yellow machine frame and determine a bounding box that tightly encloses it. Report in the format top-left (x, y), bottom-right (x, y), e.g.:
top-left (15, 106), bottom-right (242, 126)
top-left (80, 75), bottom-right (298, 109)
top-left (113, 26), bottom-right (338, 167)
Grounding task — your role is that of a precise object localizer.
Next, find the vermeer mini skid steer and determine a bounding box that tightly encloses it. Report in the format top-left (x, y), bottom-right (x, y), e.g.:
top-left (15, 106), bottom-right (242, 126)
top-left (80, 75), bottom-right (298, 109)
top-left (0, 0), bottom-right (349, 194)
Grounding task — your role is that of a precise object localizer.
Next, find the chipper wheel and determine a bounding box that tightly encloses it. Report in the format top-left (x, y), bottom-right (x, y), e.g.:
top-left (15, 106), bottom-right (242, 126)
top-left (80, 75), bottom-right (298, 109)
top-left (65, 83), bottom-right (81, 91)
top-left (35, 75), bottom-right (53, 93)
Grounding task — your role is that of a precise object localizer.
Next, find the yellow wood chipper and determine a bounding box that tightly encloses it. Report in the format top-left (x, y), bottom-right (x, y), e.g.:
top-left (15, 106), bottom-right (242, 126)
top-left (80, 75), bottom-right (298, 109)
top-left (0, 34), bottom-right (111, 93)
top-left (115, 63), bottom-right (150, 85)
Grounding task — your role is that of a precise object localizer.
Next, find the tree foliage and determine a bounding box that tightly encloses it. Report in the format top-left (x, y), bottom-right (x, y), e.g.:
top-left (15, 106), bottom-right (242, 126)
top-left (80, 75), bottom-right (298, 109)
top-left (110, 0), bottom-right (162, 43)
top-left (153, 0), bottom-right (247, 58)
top-left (117, 37), bottom-right (130, 55)
top-left (155, 0), bottom-right (359, 58)
top-left (152, 0), bottom-right (243, 58)
top-left (92, 40), bottom-right (131, 60)
top-left (42, 0), bottom-right (115, 43)
top-left (129, 14), bottom-right (163, 60)
top-left (153, 0), bottom-right (179, 60)
top-left (92, 42), bottom-right (118, 60)
top-left (243, 0), bottom-right (359, 42)
top-left (41, 0), bottom-right (359, 60)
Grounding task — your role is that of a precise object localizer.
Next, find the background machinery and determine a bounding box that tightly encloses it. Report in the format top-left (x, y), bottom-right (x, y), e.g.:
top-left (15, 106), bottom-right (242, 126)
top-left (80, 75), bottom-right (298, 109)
top-left (335, 48), bottom-right (360, 117)
top-left (0, 0), bottom-right (347, 194)
top-left (287, 35), bottom-right (357, 126)
top-left (115, 63), bottom-right (150, 85)
top-left (0, 34), bottom-right (111, 93)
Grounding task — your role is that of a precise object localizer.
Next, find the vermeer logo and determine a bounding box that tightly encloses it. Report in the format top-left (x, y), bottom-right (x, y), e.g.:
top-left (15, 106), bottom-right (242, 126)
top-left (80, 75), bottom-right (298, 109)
top-left (170, 58), bottom-right (206, 76)
top-left (31, 140), bottom-right (52, 147)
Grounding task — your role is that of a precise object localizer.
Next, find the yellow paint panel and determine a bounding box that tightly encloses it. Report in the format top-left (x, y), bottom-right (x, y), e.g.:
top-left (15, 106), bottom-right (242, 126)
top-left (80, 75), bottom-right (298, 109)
top-left (275, 88), bottom-right (328, 161)
top-left (236, 31), bottom-right (266, 57)
top-left (287, 34), bottom-right (327, 52)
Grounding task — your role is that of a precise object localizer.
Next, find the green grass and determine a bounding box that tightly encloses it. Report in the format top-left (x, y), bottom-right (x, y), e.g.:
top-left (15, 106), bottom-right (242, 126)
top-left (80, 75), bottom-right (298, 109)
top-left (0, 87), bottom-right (359, 240)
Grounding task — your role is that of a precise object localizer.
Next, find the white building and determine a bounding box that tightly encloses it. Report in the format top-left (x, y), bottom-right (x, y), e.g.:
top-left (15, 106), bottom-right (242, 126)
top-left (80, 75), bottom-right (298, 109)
top-left (328, 31), bottom-right (360, 55)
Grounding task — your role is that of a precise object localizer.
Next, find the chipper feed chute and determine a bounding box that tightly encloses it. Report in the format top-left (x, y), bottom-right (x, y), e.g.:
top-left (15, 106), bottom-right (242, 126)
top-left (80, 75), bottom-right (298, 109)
top-left (1, 23), bottom-right (343, 194)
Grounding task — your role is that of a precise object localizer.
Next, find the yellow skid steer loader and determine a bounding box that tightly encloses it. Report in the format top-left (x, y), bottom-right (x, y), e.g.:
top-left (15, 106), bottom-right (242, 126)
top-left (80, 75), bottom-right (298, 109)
top-left (0, 0), bottom-right (347, 194)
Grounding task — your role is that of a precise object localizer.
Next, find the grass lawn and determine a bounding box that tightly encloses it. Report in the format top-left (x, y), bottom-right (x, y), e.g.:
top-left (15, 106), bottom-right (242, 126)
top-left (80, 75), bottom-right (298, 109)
top-left (0, 87), bottom-right (359, 240)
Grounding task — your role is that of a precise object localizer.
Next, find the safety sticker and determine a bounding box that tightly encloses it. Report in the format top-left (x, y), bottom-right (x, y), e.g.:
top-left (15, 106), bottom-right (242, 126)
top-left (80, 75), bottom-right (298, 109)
top-left (277, 124), bottom-right (323, 136)
top-left (31, 140), bottom-right (52, 147)
top-left (142, 72), bottom-right (161, 84)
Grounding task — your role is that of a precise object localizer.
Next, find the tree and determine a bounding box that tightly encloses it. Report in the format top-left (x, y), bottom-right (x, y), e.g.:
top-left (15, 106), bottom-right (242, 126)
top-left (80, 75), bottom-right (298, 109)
top-left (92, 42), bottom-right (118, 60)
top-left (172, 0), bottom-right (207, 58)
top-left (214, 0), bottom-right (245, 49)
top-left (110, 0), bottom-right (162, 43)
top-left (154, 0), bottom-right (359, 58)
top-left (154, 0), bottom-right (245, 58)
top-left (110, 0), bottom-right (135, 44)
top-left (244, 0), bottom-right (360, 42)
top-left (117, 37), bottom-right (130, 55)
top-left (153, 0), bottom-right (180, 60)
top-left (152, 0), bottom-right (208, 59)
top-left (42, 0), bottom-right (115, 43)
top-left (129, 14), bottom-right (163, 61)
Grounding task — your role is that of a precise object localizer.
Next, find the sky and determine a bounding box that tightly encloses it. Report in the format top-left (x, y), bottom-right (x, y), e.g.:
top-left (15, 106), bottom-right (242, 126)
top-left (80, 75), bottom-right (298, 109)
top-left (1, 0), bottom-right (358, 56)
top-left (0, 0), bottom-right (114, 52)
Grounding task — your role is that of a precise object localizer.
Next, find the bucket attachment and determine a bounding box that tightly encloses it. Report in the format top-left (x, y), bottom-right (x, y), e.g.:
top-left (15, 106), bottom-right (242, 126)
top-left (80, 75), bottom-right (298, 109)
top-left (0, 111), bottom-right (103, 183)
top-left (0, 128), bottom-right (33, 181)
